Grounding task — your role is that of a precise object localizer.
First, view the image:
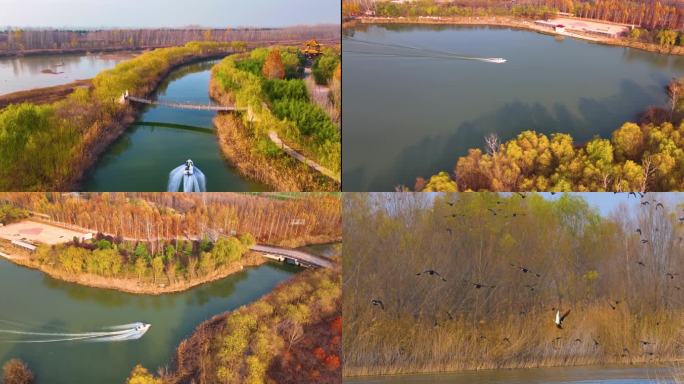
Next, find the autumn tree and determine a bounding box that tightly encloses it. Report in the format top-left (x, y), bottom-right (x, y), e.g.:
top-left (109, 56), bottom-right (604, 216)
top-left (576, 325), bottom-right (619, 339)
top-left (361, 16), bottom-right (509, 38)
top-left (2, 359), bottom-right (34, 384)
top-left (262, 49), bottom-right (285, 80)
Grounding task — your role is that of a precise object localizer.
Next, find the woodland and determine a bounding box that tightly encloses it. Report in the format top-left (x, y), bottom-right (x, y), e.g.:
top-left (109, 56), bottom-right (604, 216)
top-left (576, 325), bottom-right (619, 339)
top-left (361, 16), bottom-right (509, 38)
top-left (344, 192), bottom-right (684, 375)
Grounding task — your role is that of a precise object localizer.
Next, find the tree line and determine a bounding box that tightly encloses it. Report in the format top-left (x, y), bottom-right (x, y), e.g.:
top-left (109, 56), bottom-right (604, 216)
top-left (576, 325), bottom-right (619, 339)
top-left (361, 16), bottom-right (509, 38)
top-left (0, 192), bottom-right (341, 248)
top-left (343, 0), bottom-right (684, 31)
top-left (0, 25), bottom-right (340, 53)
top-left (344, 192), bottom-right (684, 375)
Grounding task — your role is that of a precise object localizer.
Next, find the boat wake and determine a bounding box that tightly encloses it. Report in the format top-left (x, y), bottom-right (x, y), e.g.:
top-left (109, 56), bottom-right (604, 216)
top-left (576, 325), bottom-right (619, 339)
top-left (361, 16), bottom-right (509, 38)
top-left (345, 37), bottom-right (507, 64)
top-left (0, 322), bottom-right (151, 343)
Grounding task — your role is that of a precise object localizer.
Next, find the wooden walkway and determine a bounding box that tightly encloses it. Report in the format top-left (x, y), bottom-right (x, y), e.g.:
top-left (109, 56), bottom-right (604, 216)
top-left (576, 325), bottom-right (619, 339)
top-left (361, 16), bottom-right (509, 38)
top-left (126, 95), bottom-right (244, 112)
top-left (268, 131), bottom-right (341, 183)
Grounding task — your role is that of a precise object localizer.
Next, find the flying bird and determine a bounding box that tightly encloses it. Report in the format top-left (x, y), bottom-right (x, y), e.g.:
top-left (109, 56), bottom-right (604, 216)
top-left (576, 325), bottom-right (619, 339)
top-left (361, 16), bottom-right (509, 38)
top-left (516, 192), bottom-right (527, 199)
top-left (608, 301), bottom-right (616, 310)
top-left (487, 208), bottom-right (497, 215)
top-left (466, 281), bottom-right (496, 289)
top-left (510, 264), bottom-right (541, 277)
top-left (417, 270), bottom-right (447, 281)
top-left (656, 203), bottom-right (665, 210)
top-left (636, 228), bottom-right (642, 235)
top-left (371, 299), bottom-right (385, 310)
top-left (524, 284), bottom-right (536, 292)
top-left (446, 202), bottom-right (456, 206)
top-left (641, 201), bottom-right (650, 206)
top-left (666, 272), bottom-right (679, 279)
top-left (636, 261), bottom-right (646, 267)
top-left (640, 340), bottom-right (655, 346)
top-left (641, 239), bottom-right (649, 244)
top-left (555, 309), bottom-right (571, 329)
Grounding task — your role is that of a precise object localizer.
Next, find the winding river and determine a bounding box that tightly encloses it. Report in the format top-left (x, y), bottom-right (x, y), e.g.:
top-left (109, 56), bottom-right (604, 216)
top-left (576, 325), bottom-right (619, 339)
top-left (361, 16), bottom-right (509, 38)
top-left (82, 60), bottom-right (268, 192)
top-left (342, 25), bottom-right (684, 191)
top-left (0, 243), bottom-right (335, 383)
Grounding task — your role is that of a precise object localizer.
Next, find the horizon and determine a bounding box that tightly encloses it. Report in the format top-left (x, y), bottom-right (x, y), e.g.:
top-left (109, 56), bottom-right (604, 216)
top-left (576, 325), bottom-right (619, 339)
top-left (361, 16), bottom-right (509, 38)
top-left (0, 0), bottom-right (340, 29)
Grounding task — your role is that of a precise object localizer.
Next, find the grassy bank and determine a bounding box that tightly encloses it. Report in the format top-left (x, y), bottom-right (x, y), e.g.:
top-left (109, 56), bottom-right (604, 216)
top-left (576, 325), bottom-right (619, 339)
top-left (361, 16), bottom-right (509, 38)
top-left (210, 47), bottom-right (341, 191)
top-left (127, 266), bottom-right (342, 384)
top-left (0, 80), bottom-right (92, 109)
top-left (0, 41), bottom-right (242, 191)
top-left (343, 192), bottom-right (684, 377)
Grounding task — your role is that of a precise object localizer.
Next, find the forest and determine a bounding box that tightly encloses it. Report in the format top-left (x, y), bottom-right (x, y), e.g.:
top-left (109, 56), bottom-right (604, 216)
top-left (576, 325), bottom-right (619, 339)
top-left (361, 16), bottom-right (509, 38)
top-left (0, 25), bottom-right (340, 54)
top-left (126, 266), bottom-right (342, 384)
top-left (344, 192), bottom-right (684, 375)
top-left (0, 192), bottom-right (341, 247)
top-left (0, 41), bottom-right (241, 191)
top-left (211, 47), bottom-right (341, 189)
top-left (344, 1), bottom-right (684, 45)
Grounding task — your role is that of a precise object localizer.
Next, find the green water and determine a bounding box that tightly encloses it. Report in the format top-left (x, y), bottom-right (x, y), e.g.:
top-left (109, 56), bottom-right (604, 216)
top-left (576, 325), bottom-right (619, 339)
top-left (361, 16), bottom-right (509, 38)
top-left (82, 61), bottom-right (268, 192)
top-left (0, 258), bottom-right (299, 383)
top-left (342, 25), bottom-right (684, 191)
top-left (345, 365), bottom-right (678, 383)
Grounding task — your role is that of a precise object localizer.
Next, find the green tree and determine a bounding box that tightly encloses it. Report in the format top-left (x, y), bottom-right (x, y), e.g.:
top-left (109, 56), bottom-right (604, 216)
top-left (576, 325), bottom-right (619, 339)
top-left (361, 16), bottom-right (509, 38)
top-left (134, 257), bottom-right (148, 280)
top-left (134, 243), bottom-right (150, 263)
top-left (212, 237), bottom-right (245, 265)
top-left (151, 256), bottom-right (164, 283)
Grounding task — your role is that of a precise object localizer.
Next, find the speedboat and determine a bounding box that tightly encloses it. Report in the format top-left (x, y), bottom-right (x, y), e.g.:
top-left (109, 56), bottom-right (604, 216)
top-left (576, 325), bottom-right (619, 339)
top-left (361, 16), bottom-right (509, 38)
top-left (183, 159), bottom-right (194, 176)
top-left (135, 323), bottom-right (151, 334)
top-left (486, 58), bottom-right (507, 64)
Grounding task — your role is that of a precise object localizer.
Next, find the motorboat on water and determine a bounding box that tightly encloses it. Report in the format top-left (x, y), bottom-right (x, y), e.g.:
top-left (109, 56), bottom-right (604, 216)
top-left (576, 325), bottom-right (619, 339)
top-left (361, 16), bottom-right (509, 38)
top-left (183, 159), bottom-right (194, 176)
top-left (485, 58), bottom-right (507, 64)
top-left (135, 323), bottom-right (151, 334)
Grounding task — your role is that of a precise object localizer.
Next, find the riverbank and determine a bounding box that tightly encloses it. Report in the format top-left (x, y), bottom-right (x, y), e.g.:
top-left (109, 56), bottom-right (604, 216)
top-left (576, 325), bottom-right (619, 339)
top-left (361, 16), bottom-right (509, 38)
top-left (210, 75), bottom-right (340, 192)
top-left (130, 266), bottom-right (341, 384)
top-left (0, 79), bottom-right (91, 109)
top-left (346, 16), bottom-right (684, 56)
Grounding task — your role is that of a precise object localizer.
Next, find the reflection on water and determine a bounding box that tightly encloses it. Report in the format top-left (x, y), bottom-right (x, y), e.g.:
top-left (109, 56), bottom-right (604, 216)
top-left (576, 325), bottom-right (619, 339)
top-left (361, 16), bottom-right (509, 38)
top-left (342, 25), bottom-right (684, 191)
top-left (82, 61), bottom-right (269, 192)
top-left (0, 257), bottom-right (300, 384)
top-left (0, 53), bottom-right (133, 94)
top-left (345, 365), bottom-right (679, 383)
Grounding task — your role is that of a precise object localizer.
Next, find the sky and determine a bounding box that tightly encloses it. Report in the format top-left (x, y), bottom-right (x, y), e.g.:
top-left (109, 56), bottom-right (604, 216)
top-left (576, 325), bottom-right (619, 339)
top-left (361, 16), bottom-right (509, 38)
top-left (0, 0), bottom-right (340, 28)
top-left (540, 192), bottom-right (684, 217)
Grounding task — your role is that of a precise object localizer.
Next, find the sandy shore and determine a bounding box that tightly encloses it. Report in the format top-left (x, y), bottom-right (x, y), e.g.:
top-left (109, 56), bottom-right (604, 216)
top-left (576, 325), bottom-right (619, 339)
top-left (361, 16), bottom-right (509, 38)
top-left (0, 79), bottom-right (92, 109)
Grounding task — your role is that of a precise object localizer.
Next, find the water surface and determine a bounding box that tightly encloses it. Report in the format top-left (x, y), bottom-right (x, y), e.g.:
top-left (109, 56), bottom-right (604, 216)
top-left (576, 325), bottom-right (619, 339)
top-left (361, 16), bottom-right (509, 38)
top-left (83, 61), bottom-right (268, 192)
top-left (0, 53), bottom-right (132, 94)
top-left (0, 258), bottom-right (298, 384)
top-left (342, 25), bottom-right (684, 191)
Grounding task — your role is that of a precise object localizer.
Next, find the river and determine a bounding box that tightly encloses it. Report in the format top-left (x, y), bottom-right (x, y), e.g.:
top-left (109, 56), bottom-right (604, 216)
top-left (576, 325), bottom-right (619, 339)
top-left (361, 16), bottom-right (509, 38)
top-left (0, 52), bottom-right (134, 94)
top-left (82, 60), bottom-right (268, 192)
top-left (0, 242), bottom-right (337, 384)
top-left (345, 365), bottom-right (681, 383)
top-left (342, 25), bottom-right (684, 191)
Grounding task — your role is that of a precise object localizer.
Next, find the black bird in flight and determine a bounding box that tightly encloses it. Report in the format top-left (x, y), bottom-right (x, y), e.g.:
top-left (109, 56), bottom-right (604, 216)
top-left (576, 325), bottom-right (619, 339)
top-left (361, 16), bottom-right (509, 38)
top-left (592, 338), bottom-right (600, 347)
top-left (446, 202), bottom-right (456, 206)
top-left (488, 208), bottom-right (497, 215)
top-left (371, 299), bottom-right (385, 310)
top-left (417, 270), bottom-right (447, 281)
top-left (466, 281), bottom-right (496, 289)
top-left (656, 202), bottom-right (665, 210)
top-left (608, 301), bottom-right (617, 310)
top-left (510, 264), bottom-right (541, 277)
top-left (555, 309), bottom-right (571, 329)
top-left (666, 272), bottom-right (679, 279)
top-left (636, 261), bottom-right (646, 267)
top-left (516, 192), bottom-right (527, 199)
top-left (641, 239), bottom-right (649, 244)
top-left (636, 228), bottom-right (642, 235)
top-left (640, 340), bottom-right (655, 346)
top-left (503, 337), bottom-right (511, 344)
top-left (641, 201), bottom-right (650, 206)
top-left (524, 284), bottom-right (536, 292)
top-left (629, 192), bottom-right (638, 198)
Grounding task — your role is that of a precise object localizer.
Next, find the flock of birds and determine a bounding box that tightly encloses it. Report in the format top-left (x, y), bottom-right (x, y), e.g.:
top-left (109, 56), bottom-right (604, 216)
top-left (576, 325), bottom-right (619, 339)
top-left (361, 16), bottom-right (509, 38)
top-left (369, 192), bottom-right (684, 357)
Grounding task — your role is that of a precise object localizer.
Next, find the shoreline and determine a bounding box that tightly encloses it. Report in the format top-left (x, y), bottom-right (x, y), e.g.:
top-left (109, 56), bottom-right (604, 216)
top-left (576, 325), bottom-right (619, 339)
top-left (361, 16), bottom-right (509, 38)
top-left (343, 360), bottom-right (684, 380)
top-left (0, 79), bottom-right (92, 108)
top-left (0, 237), bottom-right (339, 295)
top-left (346, 16), bottom-right (684, 56)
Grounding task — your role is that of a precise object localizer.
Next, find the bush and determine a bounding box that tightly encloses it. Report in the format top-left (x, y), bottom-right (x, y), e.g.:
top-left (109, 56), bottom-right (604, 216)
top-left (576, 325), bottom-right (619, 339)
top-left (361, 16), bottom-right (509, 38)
top-left (312, 53), bottom-right (340, 85)
top-left (2, 359), bottom-right (34, 384)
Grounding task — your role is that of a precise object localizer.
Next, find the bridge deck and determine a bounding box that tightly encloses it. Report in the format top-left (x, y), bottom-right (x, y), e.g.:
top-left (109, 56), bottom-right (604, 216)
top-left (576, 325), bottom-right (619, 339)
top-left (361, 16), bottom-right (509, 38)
top-left (250, 244), bottom-right (334, 269)
top-left (126, 95), bottom-right (243, 112)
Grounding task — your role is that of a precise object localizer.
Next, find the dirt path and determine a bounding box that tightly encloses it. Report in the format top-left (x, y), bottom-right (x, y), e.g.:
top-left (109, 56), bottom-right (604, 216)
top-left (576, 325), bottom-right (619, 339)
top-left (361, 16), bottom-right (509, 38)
top-left (304, 67), bottom-right (335, 120)
top-left (267, 130), bottom-right (341, 183)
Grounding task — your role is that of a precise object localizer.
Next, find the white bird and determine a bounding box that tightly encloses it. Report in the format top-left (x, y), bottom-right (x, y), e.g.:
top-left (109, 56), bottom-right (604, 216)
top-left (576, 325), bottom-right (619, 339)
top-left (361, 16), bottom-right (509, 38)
top-left (555, 309), bottom-right (571, 329)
